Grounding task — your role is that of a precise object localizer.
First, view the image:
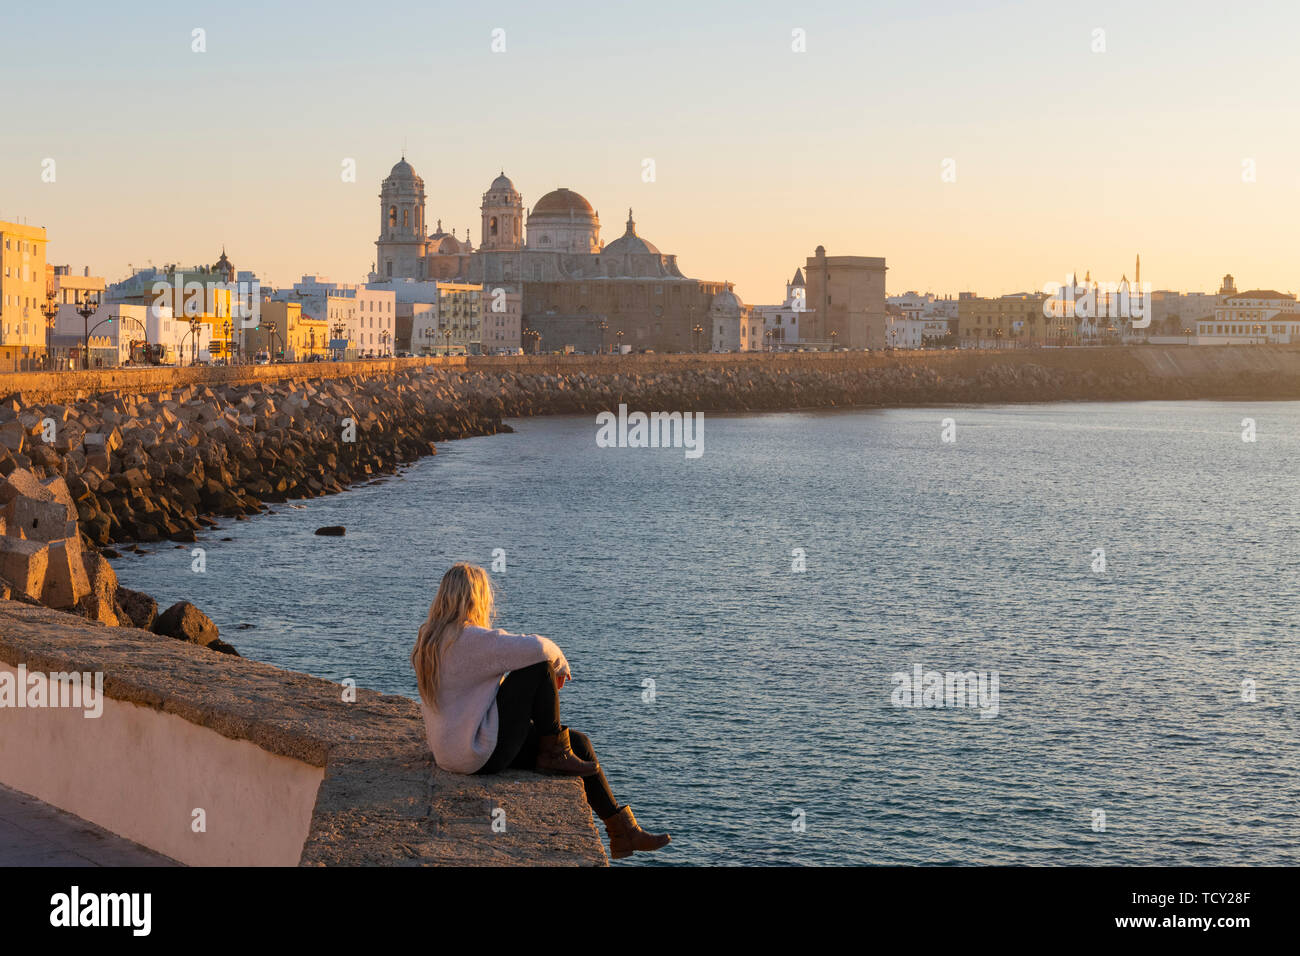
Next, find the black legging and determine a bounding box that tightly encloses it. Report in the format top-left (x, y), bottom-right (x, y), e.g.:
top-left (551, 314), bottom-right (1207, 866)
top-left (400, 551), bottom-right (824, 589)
top-left (475, 660), bottom-right (618, 820)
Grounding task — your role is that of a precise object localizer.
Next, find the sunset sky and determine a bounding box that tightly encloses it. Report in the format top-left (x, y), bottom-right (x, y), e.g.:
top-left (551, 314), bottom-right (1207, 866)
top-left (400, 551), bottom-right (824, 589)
top-left (3, 0), bottom-right (1297, 304)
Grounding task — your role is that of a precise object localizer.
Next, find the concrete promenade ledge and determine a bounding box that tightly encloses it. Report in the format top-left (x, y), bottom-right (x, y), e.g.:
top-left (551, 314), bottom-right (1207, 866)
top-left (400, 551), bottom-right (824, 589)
top-left (0, 600), bottom-right (607, 866)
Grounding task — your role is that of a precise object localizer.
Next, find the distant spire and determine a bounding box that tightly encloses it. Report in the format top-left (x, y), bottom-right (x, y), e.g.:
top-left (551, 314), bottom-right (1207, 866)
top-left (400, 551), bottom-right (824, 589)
top-left (625, 208), bottom-right (636, 234)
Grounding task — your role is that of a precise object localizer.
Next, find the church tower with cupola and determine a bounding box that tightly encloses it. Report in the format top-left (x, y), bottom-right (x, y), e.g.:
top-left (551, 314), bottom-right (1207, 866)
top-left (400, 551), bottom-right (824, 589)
top-left (376, 157), bottom-right (429, 280)
top-left (480, 172), bottom-right (524, 252)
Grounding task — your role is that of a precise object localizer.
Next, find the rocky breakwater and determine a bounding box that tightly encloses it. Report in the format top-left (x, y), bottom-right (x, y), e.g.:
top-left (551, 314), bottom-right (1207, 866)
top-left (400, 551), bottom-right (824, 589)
top-left (445, 359), bottom-right (1178, 417)
top-left (0, 372), bottom-right (506, 549)
top-left (0, 370), bottom-right (504, 653)
top-left (0, 467), bottom-right (236, 653)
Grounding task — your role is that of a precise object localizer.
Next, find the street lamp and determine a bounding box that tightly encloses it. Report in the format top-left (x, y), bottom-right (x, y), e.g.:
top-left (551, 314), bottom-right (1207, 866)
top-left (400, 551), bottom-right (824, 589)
top-left (615, 329), bottom-right (624, 354)
top-left (598, 318), bottom-right (608, 355)
top-left (331, 321), bottom-right (345, 361)
top-left (380, 329), bottom-right (391, 356)
top-left (443, 328), bottom-right (452, 356)
top-left (76, 294), bottom-right (100, 370)
top-left (264, 320), bottom-right (279, 361)
top-left (692, 323), bottom-right (703, 353)
top-left (830, 329), bottom-right (838, 351)
top-left (41, 290), bottom-right (58, 370)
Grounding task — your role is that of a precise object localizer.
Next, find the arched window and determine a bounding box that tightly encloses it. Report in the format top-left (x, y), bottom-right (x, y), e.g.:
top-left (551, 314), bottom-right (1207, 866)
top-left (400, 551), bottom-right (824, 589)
top-left (403, 209), bottom-right (409, 227)
top-left (389, 206), bottom-right (397, 227)
top-left (490, 216), bottom-right (499, 237)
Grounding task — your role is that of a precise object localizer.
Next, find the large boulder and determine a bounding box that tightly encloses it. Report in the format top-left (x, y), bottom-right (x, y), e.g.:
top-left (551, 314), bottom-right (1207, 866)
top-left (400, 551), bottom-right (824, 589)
top-left (115, 586), bottom-right (159, 630)
top-left (151, 600), bottom-right (220, 648)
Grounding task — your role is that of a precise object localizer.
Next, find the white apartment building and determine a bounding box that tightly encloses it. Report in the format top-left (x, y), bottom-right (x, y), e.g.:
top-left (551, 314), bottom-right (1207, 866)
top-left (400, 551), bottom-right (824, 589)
top-left (275, 276), bottom-right (396, 358)
top-left (368, 276), bottom-right (486, 354)
top-left (1196, 281), bottom-right (1299, 344)
top-left (53, 302), bottom-right (201, 365)
top-left (409, 283), bottom-right (483, 355)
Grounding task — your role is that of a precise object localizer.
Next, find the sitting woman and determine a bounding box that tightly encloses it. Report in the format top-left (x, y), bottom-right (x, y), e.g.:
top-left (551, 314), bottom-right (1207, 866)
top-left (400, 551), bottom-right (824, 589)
top-left (411, 562), bottom-right (670, 860)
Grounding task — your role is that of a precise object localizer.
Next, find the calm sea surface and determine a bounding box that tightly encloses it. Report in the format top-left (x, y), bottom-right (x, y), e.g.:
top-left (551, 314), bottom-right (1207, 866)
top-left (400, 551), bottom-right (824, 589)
top-left (115, 401), bottom-right (1300, 865)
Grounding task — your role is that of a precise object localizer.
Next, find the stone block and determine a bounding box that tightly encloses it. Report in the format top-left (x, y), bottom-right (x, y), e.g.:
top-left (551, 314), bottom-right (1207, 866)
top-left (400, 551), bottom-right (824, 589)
top-left (40, 538), bottom-right (91, 609)
top-left (0, 538), bottom-right (50, 599)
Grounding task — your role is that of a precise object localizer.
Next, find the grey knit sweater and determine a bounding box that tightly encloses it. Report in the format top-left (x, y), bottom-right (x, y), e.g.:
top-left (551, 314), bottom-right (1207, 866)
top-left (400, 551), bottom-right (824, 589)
top-left (419, 625), bottom-right (571, 773)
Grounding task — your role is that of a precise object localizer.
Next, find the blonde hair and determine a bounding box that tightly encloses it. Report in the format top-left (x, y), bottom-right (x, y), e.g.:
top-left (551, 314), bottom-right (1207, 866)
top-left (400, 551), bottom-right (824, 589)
top-left (411, 563), bottom-right (495, 709)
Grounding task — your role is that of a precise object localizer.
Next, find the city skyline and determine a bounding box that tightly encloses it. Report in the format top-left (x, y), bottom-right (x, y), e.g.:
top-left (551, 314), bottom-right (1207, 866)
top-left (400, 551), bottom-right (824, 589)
top-left (4, 1), bottom-right (1300, 302)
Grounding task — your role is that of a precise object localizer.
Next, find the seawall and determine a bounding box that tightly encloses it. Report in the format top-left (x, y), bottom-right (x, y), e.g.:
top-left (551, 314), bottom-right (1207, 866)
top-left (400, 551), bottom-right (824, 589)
top-left (0, 600), bottom-right (607, 866)
top-left (4, 345), bottom-right (1300, 405)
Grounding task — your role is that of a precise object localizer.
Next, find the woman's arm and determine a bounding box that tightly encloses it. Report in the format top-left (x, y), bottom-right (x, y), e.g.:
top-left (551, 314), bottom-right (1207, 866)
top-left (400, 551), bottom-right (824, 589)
top-left (484, 628), bottom-right (572, 682)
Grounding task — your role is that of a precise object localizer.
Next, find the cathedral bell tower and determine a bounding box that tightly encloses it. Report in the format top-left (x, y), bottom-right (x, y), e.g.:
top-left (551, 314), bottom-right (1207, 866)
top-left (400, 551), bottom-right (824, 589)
top-left (480, 171), bottom-right (523, 251)
top-left (376, 157), bottom-right (429, 280)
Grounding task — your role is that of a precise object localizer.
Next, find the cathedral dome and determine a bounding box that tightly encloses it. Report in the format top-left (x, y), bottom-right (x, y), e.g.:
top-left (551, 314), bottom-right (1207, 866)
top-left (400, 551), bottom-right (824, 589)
top-left (388, 158), bottom-right (420, 181)
top-left (603, 209), bottom-right (660, 256)
top-left (531, 188), bottom-right (596, 219)
top-left (711, 287), bottom-right (744, 314)
top-left (490, 172), bottom-right (516, 193)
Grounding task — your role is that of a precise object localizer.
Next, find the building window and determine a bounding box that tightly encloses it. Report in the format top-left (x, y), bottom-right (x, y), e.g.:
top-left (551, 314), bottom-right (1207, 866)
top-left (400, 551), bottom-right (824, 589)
top-left (389, 206), bottom-right (397, 227)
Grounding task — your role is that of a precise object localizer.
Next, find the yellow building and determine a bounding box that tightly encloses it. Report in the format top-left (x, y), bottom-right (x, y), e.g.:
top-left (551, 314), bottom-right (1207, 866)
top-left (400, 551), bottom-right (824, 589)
top-left (242, 301), bottom-right (329, 361)
top-left (0, 221), bottom-right (50, 370)
top-left (958, 293), bottom-right (1051, 347)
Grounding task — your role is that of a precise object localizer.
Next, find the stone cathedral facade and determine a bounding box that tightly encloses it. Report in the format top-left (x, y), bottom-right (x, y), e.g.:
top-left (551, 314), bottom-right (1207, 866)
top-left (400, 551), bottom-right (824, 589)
top-left (372, 158), bottom-right (740, 353)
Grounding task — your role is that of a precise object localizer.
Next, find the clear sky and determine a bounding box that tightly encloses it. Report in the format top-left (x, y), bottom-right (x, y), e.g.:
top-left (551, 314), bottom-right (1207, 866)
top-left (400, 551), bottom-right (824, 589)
top-left (3, 0), bottom-right (1297, 304)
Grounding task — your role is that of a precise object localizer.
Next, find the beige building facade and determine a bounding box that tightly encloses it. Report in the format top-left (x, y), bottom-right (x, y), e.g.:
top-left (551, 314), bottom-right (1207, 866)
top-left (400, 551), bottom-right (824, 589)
top-left (802, 246), bottom-right (888, 349)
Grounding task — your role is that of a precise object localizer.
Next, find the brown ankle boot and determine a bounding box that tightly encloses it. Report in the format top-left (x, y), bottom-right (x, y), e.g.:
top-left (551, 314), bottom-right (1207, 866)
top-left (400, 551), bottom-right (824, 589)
top-left (602, 805), bottom-right (671, 860)
top-left (534, 727), bottom-right (599, 777)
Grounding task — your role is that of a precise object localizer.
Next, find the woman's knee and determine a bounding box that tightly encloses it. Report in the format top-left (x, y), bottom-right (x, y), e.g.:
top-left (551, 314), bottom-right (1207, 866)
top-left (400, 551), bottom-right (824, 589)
top-left (567, 729), bottom-right (596, 760)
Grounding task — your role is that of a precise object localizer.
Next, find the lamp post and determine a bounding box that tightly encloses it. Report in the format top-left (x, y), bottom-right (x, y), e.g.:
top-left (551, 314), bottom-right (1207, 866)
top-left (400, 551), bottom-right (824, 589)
top-left (830, 329), bottom-right (838, 351)
top-left (380, 329), bottom-right (391, 356)
top-left (331, 321), bottom-right (345, 361)
top-left (223, 319), bottom-right (232, 365)
top-left (615, 329), bottom-right (624, 354)
top-left (188, 318), bottom-right (202, 366)
top-left (598, 318), bottom-right (608, 355)
top-left (264, 320), bottom-right (279, 362)
top-left (692, 323), bottom-right (703, 353)
top-left (444, 328), bottom-right (452, 356)
top-left (41, 290), bottom-right (58, 370)
top-left (76, 294), bottom-right (100, 370)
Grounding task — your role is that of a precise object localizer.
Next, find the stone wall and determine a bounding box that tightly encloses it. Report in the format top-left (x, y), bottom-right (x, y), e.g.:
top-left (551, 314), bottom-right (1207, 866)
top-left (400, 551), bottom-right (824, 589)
top-left (5, 346), bottom-right (1300, 405)
top-left (0, 600), bottom-right (607, 866)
